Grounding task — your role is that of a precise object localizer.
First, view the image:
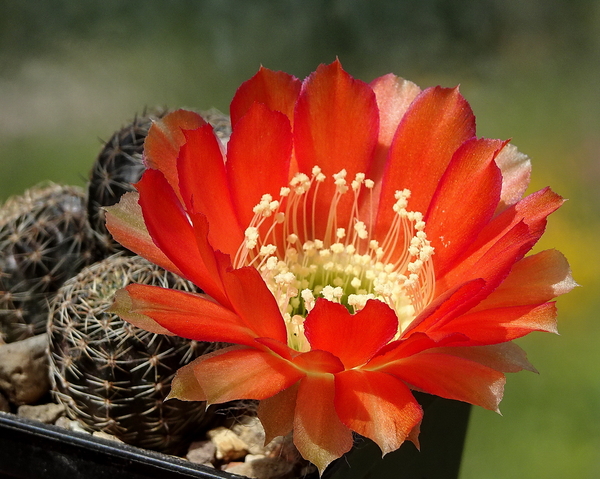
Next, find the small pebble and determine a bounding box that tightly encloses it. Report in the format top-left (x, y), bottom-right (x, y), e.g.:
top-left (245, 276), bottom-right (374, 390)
top-left (54, 416), bottom-right (89, 433)
top-left (245, 454), bottom-right (266, 463)
top-left (17, 403), bottom-right (65, 424)
top-left (225, 455), bottom-right (293, 479)
top-left (231, 416), bottom-right (267, 455)
top-left (93, 431), bottom-right (123, 442)
top-left (0, 334), bottom-right (50, 405)
top-left (186, 440), bottom-right (217, 466)
top-left (207, 426), bottom-right (249, 462)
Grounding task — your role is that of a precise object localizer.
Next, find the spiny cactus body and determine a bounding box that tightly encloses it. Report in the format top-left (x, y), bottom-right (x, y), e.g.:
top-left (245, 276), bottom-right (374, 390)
top-left (0, 183), bottom-right (96, 343)
top-left (48, 253), bottom-right (220, 454)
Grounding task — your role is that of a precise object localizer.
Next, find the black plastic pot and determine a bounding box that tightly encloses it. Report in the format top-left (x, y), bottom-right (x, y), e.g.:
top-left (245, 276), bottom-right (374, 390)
top-left (0, 412), bottom-right (232, 479)
top-left (0, 393), bottom-right (470, 479)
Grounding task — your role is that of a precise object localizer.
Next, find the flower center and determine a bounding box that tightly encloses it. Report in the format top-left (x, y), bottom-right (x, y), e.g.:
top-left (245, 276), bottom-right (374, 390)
top-left (233, 167), bottom-right (435, 352)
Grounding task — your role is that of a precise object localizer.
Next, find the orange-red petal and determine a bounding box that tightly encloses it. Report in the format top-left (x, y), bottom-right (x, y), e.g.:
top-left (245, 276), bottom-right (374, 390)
top-left (191, 346), bottom-right (304, 405)
top-left (404, 279), bottom-right (487, 338)
top-left (121, 283), bottom-right (262, 346)
top-left (254, 337), bottom-right (296, 361)
top-left (178, 126), bottom-right (244, 256)
top-left (426, 138), bottom-right (505, 277)
top-left (376, 86), bottom-right (476, 237)
top-left (293, 374), bottom-right (354, 474)
top-left (257, 382), bottom-right (299, 444)
top-left (143, 109), bottom-right (207, 198)
top-left (304, 299), bottom-right (397, 369)
top-left (378, 352), bottom-right (506, 412)
top-left (295, 60), bottom-right (379, 177)
top-left (437, 187), bottom-right (564, 296)
top-left (334, 369), bottom-right (422, 455)
top-left (136, 168), bottom-right (227, 294)
top-left (292, 349), bottom-right (345, 374)
top-left (109, 287), bottom-right (176, 336)
top-left (429, 342), bottom-right (537, 374)
top-left (226, 102), bottom-right (292, 227)
top-left (136, 168), bottom-right (233, 304)
top-left (184, 211), bottom-right (231, 305)
top-left (230, 66), bottom-right (301, 127)
top-left (368, 74), bottom-right (421, 191)
top-left (434, 302), bottom-right (558, 344)
top-left (473, 249), bottom-right (576, 310)
top-left (294, 60), bottom-right (379, 239)
top-left (218, 265), bottom-right (289, 344)
top-left (372, 332), bottom-right (466, 363)
top-left (104, 191), bottom-right (184, 277)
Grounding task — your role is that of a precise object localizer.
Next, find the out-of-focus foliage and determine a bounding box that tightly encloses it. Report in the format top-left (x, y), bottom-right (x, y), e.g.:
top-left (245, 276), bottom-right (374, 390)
top-left (0, 0), bottom-right (595, 73)
top-left (0, 1), bottom-right (598, 477)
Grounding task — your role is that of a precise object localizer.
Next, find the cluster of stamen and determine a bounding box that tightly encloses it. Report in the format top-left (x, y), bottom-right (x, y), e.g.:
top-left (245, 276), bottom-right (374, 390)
top-left (233, 167), bottom-right (435, 352)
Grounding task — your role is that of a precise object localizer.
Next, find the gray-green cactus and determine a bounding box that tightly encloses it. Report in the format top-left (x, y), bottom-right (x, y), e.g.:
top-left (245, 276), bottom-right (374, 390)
top-left (0, 183), bottom-right (96, 343)
top-left (48, 253), bottom-right (221, 454)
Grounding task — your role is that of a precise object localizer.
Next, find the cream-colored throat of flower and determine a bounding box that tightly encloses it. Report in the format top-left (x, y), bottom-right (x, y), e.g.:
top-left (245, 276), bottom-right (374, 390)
top-left (234, 166), bottom-right (435, 353)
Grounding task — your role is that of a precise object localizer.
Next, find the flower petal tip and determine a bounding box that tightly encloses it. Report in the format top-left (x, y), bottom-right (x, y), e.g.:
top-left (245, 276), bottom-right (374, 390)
top-left (405, 421), bottom-right (421, 451)
top-left (109, 287), bottom-right (175, 336)
top-left (168, 360), bottom-right (208, 402)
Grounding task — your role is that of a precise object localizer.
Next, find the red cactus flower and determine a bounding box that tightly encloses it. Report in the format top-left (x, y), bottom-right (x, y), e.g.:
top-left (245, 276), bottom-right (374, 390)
top-left (106, 60), bottom-right (575, 473)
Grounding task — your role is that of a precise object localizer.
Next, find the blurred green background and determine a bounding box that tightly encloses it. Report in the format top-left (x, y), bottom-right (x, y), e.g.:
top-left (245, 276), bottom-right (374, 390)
top-left (0, 1), bottom-right (598, 477)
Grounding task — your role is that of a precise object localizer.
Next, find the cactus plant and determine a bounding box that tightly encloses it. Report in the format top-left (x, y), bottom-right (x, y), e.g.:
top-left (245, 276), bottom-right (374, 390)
top-left (0, 183), bottom-right (96, 343)
top-left (48, 253), bottom-right (221, 454)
